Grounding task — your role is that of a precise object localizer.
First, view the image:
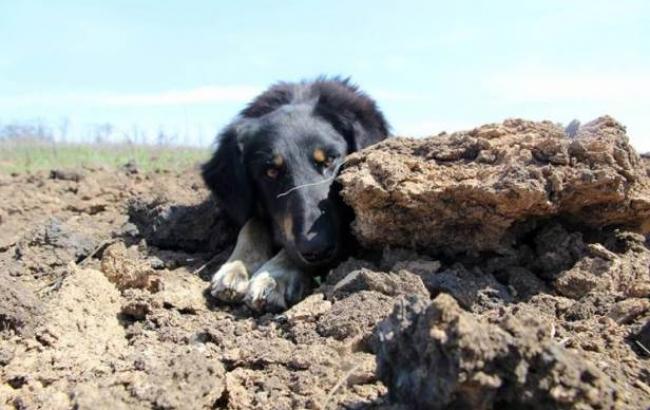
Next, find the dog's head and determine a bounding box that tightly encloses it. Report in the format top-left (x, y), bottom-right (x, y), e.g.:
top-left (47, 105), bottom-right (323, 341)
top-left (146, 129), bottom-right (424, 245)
top-left (202, 78), bottom-right (388, 268)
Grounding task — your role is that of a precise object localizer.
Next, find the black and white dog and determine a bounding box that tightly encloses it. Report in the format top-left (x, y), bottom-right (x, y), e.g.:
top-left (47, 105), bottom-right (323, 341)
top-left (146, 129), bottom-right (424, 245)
top-left (202, 77), bottom-right (389, 312)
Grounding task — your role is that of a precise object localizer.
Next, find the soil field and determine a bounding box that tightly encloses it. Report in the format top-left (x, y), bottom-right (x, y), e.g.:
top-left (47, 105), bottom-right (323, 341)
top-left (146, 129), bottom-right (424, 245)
top-left (1, 117), bottom-right (649, 409)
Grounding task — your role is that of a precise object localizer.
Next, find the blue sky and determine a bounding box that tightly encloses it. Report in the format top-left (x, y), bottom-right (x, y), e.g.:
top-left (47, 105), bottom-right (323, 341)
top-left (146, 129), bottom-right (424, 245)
top-left (1, 0), bottom-right (648, 151)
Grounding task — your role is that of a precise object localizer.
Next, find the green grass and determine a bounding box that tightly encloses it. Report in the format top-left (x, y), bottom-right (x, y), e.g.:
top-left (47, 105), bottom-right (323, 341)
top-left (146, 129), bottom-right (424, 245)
top-left (0, 141), bottom-right (211, 174)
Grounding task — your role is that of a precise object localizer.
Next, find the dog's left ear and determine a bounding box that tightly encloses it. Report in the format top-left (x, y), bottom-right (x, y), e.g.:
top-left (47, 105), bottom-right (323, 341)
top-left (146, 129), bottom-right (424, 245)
top-left (201, 120), bottom-right (258, 226)
top-left (313, 79), bottom-right (389, 152)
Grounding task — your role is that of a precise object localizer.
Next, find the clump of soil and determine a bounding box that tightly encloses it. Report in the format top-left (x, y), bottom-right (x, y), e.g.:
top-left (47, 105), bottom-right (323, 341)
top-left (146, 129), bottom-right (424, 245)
top-left (1, 117), bottom-right (649, 409)
top-left (0, 167), bottom-right (389, 409)
top-left (339, 116), bottom-right (650, 256)
top-left (376, 293), bottom-right (618, 410)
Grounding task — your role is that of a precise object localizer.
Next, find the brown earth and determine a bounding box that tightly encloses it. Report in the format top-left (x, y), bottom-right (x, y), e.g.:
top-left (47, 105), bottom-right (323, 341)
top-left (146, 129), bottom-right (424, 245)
top-left (339, 116), bottom-right (650, 257)
top-left (1, 117), bottom-right (649, 409)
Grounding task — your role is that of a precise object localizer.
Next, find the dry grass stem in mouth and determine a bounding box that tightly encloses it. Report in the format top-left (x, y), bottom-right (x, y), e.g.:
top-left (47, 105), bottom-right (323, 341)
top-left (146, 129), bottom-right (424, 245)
top-left (636, 340), bottom-right (650, 356)
top-left (276, 163), bottom-right (343, 198)
top-left (276, 176), bottom-right (336, 198)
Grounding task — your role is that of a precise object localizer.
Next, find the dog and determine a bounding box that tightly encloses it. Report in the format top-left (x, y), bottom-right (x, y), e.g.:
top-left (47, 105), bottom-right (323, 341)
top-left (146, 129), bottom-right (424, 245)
top-left (202, 77), bottom-right (389, 312)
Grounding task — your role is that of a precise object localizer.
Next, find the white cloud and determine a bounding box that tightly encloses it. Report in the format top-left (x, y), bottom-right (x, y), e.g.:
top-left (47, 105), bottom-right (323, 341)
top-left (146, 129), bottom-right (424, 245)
top-left (0, 83), bottom-right (431, 109)
top-left (373, 90), bottom-right (426, 102)
top-left (488, 68), bottom-right (650, 103)
top-left (393, 120), bottom-right (474, 137)
top-left (98, 85), bottom-right (262, 106)
top-left (481, 65), bottom-right (650, 152)
top-left (0, 85), bottom-right (262, 107)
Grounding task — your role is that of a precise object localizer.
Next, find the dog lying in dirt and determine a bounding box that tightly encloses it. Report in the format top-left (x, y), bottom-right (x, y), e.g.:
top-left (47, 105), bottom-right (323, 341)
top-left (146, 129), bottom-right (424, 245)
top-left (202, 77), bottom-right (389, 312)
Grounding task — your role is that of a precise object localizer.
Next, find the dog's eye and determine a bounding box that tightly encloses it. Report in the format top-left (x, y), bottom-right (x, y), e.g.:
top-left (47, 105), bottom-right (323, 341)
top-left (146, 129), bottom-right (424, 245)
top-left (313, 149), bottom-right (337, 168)
top-left (323, 154), bottom-right (339, 168)
top-left (313, 149), bottom-right (327, 165)
top-left (266, 167), bottom-right (280, 179)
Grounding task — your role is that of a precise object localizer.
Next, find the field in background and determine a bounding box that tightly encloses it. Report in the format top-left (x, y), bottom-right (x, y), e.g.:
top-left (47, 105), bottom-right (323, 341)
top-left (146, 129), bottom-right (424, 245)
top-left (0, 140), bottom-right (211, 174)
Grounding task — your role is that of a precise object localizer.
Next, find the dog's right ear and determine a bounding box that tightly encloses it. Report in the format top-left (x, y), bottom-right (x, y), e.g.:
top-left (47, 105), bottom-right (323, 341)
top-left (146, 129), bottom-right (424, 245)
top-left (201, 121), bottom-right (256, 226)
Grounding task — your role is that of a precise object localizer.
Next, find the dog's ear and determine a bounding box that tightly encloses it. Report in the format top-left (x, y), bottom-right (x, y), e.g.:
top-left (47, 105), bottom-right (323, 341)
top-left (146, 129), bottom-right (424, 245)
top-left (201, 121), bottom-right (256, 226)
top-left (313, 78), bottom-right (389, 152)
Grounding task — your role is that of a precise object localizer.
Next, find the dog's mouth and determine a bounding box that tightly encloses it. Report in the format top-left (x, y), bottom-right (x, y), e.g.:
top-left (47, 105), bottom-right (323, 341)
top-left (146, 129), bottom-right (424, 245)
top-left (273, 205), bottom-right (342, 269)
top-left (287, 243), bottom-right (340, 270)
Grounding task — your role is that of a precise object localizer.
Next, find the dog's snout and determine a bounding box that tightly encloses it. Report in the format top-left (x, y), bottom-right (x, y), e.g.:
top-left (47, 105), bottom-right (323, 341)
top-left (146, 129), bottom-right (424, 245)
top-left (282, 180), bottom-right (340, 266)
top-left (297, 238), bottom-right (335, 263)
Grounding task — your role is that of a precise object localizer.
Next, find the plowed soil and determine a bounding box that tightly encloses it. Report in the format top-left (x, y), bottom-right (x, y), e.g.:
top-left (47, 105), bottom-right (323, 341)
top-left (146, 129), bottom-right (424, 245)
top-left (1, 119), bottom-right (649, 409)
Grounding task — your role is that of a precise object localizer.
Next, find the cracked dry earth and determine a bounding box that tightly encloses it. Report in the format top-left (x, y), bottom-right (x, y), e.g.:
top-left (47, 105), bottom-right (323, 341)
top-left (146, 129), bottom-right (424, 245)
top-left (1, 116), bottom-right (650, 409)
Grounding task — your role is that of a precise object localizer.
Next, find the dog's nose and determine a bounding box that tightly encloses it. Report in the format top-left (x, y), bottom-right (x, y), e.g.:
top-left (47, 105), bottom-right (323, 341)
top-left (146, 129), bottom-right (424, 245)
top-left (297, 241), bottom-right (335, 263)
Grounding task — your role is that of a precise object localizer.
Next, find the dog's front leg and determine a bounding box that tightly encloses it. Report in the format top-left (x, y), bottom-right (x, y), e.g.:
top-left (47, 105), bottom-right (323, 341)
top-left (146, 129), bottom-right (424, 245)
top-left (245, 250), bottom-right (313, 312)
top-left (210, 218), bottom-right (274, 302)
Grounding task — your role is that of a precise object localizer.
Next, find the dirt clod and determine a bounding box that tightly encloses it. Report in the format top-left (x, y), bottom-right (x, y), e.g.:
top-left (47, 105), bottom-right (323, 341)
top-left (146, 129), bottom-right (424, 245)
top-left (0, 273), bottom-right (43, 336)
top-left (50, 168), bottom-right (85, 182)
top-left (128, 196), bottom-right (235, 253)
top-left (101, 241), bottom-right (162, 292)
top-left (375, 294), bottom-right (620, 410)
top-left (326, 268), bottom-right (429, 301)
top-left (339, 116), bottom-right (650, 256)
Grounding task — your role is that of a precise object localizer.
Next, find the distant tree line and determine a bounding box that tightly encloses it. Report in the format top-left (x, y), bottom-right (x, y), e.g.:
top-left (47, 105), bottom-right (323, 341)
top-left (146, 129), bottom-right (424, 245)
top-left (0, 119), bottom-right (183, 146)
top-left (0, 120), bottom-right (55, 142)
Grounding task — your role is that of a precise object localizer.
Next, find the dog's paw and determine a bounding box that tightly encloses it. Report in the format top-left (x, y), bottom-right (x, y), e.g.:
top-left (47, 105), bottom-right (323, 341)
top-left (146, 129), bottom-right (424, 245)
top-left (244, 271), bottom-right (286, 312)
top-left (210, 260), bottom-right (250, 302)
top-left (244, 268), bottom-right (311, 313)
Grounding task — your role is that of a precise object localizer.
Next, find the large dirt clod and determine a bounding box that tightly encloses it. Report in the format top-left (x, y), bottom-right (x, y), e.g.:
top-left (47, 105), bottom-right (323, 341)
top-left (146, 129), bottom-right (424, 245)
top-left (375, 294), bottom-right (621, 410)
top-left (339, 116), bottom-right (650, 256)
top-left (128, 196), bottom-right (235, 254)
top-left (0, 273), bottom-right (43, 336)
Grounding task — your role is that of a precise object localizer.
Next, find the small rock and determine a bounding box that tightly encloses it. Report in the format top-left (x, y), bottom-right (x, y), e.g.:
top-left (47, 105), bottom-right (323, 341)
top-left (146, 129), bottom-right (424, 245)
top-left (322, 257), bottom-right (378, 288)
top-left (121, 300), bottom-right (153, 320)
top-left (121, 160), bottom-right (139, 174)
top-left (554, 257), bottom-right (611, 299)
top-left (424, 264), bottom-right (512, 311)
top-left (317, 291), bottom-right (394, 343)
top-left (504, 266), bottom-right (548, 299)
top-left (50, 168), bottom-right (85, 182)
top-left (147, 256), bottom-right (166, 270)
top-left (100, 242), bottom-right (162, 292)
top-left (608, 298), bottom-right (650, 324)
top-left (0, 273), bottom-right (44, 336)
top-left (0, 345), bottom-right (15, 366)
top-left (392, 259), bottom-right (441, 276)
top-left (327, 268), bottom-right (428, 301)
top-left (586, 243), bottom-right (617, 261)
top-left (281, 293), bottom-right (332, 323)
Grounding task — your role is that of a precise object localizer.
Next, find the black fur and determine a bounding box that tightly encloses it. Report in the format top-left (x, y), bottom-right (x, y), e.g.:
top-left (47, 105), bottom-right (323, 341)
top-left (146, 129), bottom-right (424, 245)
top-left (201, 126), bottom-right (254, 225)
top-left (202, 77), bottom-right (389, 268)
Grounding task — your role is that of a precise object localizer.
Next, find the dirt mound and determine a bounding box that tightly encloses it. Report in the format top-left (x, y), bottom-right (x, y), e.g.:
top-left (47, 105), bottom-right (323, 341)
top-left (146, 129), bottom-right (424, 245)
top-left (339, 116), bottom-right (650, 256)
top-left (339, 117), bottom-right (650, 409)
top-left (365, 225), bottom-right (649, 409)
top-left (0, 167), bottom-right (390, 409)
top-left (376, 294), bottom-right (618, 409)
top-left (128, 196), bottom-right (235, 254)
top-left (2, 117), bottom-right (649, 409)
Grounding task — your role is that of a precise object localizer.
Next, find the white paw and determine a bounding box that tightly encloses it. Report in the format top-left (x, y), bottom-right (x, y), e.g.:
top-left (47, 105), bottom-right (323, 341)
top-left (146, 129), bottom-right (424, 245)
top-left (244, 268), bottom-right (311, 313)
top-left (244, 271), bottom-right (286, 312)
top-left (210, 260), bottom-right (250, 302)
